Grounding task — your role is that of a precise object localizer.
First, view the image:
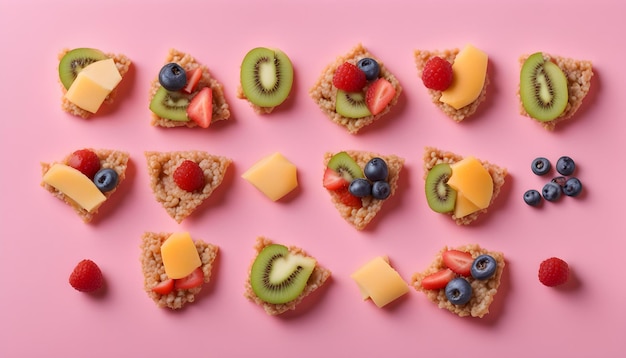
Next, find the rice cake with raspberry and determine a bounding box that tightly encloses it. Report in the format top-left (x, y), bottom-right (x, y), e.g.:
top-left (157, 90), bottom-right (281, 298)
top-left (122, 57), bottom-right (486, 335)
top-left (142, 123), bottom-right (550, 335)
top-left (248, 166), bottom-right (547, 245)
top-left (244, 237), bottom-right (331, 315)
top-left (324, 151), bottom-right (404, 230)
top-left (145, 151), bottom-right (231, 223)
top-left (58, 49), bottom-right (131, 119)
top-left (149, 49), bottom-right (230, 128)
top-left (411, 244), bottom-right (505, 318)
top-left (517, 53), bottom-right (593, 130)
top-left (141, 232), bottom-right (218, 310)
top-left (423, 147), bottom-right (507, 225)
top-left (40, 148), bottom-right (129, 223)
top-left (310, 43), bottom-right (402, 134)
top-left (414, 48), bottom-right (489, 122)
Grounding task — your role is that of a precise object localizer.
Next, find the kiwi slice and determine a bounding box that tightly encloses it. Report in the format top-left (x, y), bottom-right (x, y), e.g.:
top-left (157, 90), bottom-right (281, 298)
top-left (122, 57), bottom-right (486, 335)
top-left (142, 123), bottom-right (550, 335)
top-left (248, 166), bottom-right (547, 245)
top-left (58, 48), bottom-right (108, 89)
top-left (240, 47), bottom-right (293, 108)
top-left (335, 90), bottom-right (372, 118)
top-left (520, 52), bottom-right (569, 122)
top-left (149, 87), bottom-right (191, 121)
top-left (327, 151), bottom-right (364, 181)
top-left (425, 163), bottom-right (457, 213)
top-left (250, 244), bottom-right (316, 304)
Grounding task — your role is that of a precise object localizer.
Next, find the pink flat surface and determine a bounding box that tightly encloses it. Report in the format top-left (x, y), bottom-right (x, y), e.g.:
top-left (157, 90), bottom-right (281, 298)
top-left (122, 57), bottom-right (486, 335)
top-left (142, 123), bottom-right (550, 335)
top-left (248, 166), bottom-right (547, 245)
top-left (1, 0), bottom-right (625, 357)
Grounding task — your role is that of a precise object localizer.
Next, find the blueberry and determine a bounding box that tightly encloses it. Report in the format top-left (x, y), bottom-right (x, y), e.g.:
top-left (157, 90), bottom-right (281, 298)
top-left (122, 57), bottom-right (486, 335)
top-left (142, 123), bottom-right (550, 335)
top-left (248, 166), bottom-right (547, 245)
top-left (542, 182), bottom-right (562, 202)
top-left (445, 278), bottom-right (472, 305)
top-left (531, 157), bottom-right (551, 176)
top-left (556, 156), bottom-right (576, 176)
top-left (159, 63), bottom-right (187, 91)
top-left (471, 255), bottom-right (497, 280)
top-left (364, 158), bottom-right (388, 182)
top-left (357, 57), bottom-right (380, 81)
top-left (563, 177), bottom-right (583, 197)
top-left (371, 181), bottom-right (391, 200)
top-left (348, 178), bottom-right (372, 198)
top-left (94, 168), bottom-right (119, 192)
top-left (523, 189), bottom-right (542, 206)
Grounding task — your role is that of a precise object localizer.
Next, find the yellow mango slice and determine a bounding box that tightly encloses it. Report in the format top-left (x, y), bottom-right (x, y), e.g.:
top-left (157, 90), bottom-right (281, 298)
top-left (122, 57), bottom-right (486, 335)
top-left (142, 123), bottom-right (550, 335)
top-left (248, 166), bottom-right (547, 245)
top-left (439, 44), bottom-right (488, 109)
top-left (160, 232), bottom-right (201, 279)
top-left (242, 152), bottom-right (298, 201)
top-left (65, 58), bottom-right (122, 113)
top-left (454, 191), bottom-right (482, 218)
top-left (447, 157), bottom-right (493, 209)
top-left (351, 256), bottom-right (409, 308)
top-left (42, 163), bottom-right (106, 213)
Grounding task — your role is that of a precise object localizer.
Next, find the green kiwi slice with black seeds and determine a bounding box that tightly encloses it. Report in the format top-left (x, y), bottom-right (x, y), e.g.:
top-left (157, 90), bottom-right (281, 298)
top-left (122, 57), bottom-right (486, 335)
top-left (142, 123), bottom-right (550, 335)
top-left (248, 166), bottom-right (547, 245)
top-left (335, 90), bottom-right (372, 118)
top-left (59, 48), bottom-right (108, 90)
top-left (327, 151), bottom-right (364, 181)
top-left (520, 52), bottom-right (569, 122)
top-left (149, 87), bottom-right (191, 121)
top-left (425, 163), bottom-right (457, 213)
top-left (240, 47), bottom-right (293, 108)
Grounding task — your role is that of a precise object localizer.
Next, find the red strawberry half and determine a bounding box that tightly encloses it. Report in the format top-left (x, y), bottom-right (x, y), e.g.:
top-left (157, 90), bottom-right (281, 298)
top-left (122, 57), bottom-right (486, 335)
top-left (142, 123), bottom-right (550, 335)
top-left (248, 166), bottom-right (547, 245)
top-left (365, 78), bottom-right (396, 115)
top-left (442, 250), bottom-right (473, 276)
top-left (187, 87), bottom-right (213, 128)
top-left (421, 268), bottom-right (455, 290)
top-left (334, 187), bottom-right (362, 208)
top-left (323, 168), bottom-right (349, 190)
top-left (174, 267), bottom-right (204, 290)
top-left (183, 68), bottom-right (202, 94)
top-left (152, 279), bottom-right (174, 295)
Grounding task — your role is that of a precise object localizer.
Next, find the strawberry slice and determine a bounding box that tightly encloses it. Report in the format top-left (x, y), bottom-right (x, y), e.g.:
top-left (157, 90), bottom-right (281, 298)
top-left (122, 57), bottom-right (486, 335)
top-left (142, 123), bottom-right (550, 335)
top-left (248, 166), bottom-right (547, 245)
top-left (335, 187), bottom-right (362, 208)
top-left (365, 78), bottom-right (396, 115)
top-left (323, 168), bottom-right (349, 190)
top-left (442, 250), bottom-right (473, 276)
top-left (183, 68), bottom-right (202, 94)
top-left (421, 268), bottom-right (455, 290)
top-left (174, 267), bottom-right (204, 290)
top-left (152, 279), bottom-right (174, 295)
top-left (187, 87), bottom-right (212, 128)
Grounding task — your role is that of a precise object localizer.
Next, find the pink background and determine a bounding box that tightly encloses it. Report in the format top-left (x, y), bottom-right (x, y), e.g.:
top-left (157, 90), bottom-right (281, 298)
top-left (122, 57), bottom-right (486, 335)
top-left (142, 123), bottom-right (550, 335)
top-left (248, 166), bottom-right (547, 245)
top-left (1, 0), bottom-right (625, 357)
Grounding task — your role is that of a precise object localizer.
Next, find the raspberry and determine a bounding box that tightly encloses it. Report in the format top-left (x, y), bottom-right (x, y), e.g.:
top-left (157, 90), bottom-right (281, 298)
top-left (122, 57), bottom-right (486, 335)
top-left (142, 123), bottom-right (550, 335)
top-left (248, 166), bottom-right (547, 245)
top-left (67, 149), bottom-right (101, 179)
top-left (69, 259), bottom-right (104, 293)
top-left (538, 257), bottom-right (569, 287)
top-left (332, 62), bottom-right (367, 92)
top-left (422, 56), bottom-right (453, 91)
top-left (173, 160), bottom-right (205, 192)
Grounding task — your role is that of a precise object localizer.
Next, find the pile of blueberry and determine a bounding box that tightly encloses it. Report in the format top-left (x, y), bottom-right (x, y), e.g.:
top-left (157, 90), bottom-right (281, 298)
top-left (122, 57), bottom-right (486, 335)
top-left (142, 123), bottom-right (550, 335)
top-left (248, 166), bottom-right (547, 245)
top-left (524, 156), bottom-right (583, 206)
top-left (348, 157), bottom-right (392, 200)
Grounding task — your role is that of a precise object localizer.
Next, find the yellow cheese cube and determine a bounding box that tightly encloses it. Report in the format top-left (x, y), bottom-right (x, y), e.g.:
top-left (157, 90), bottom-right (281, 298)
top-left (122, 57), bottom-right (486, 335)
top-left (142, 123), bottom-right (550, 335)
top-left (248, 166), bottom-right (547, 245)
top-left (64, 58), bottom-right (122, 113)
top-left (241, 152), bottom-right (298, 201)
top-left (454, 191), bottom-right (481, 218)
top-left (439, 44), bottom-right (488, 109)
top-left (160, 232), bottom-right (202, 279)
top-left (447, 157), bottom-right (493, 209)
top-left (42, 163), bottom-right (106, 213)
top-left (351, 256), bottom-right (409, 308)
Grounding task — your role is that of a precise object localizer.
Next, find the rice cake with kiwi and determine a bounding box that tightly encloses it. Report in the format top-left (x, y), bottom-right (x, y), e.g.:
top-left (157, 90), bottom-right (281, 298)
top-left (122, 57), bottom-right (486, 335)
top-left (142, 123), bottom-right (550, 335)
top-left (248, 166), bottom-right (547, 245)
top-left (517, 52), bottom-right (593, 130)
top-left (423, 147), bottom-right (507, 225)
top-left (310, 43), bottom-right (402, 134)
top-left (144, 151), bottom-right (231, 223)
top-left (324, 150), bottom-right (404, 230)
top-left (58, 48), bottom-right (132, 119)
top-left (411, 244), bottom-right (505, 318)
top-left (414, 48), bottom-right (489, 122)
top-left (149, 49), bottom-right (230, 128)
top-left (140, 232), bottom-right (218, 310)
top-left (244, 237), bottom-right (331, 315)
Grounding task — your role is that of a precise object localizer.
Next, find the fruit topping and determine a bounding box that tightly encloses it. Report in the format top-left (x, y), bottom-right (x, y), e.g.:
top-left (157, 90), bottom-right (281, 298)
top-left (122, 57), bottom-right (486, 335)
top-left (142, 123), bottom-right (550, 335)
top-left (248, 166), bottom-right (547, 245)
top-left (422, 56), bottom-right (453, 91)
top-left (69, 259), bottom-right (104, 293)
top-left (357, 57), bottom-right (380, 81)
top-left (333, 62), bottom-right (367, 92)
top-left (183, 68), bottom-right (202, 94)
top-left (242, 152), bottom-right (298, 201)
top-left (174, 267), bottom-right (204, 290)
top-left (420, 268), bottom-right (455, 290)
top-left (158, 63), bottom-right (187, 92)
top-left (542, 182), bottom-right (562, 202)
top-left (523, 189), bottom-right (542, 206)
top-left (149, 87), bottom-right (191, 121)
top-left (173, 160), bottom-right (205, 192)
top-left (364, 157), bottom-right (389, 182)
top-left (365, 78), bottom-right (396, 116)
top-left (445, 277), bottom-right (472, 305)
top-left (93, 168), bottom-right (119, 193)
top-left (447, 157), bottom-right (493, 211)
top-left (67, 149), bottom-right (101, 180)
top-left (322, 167), bottom-right (349, 190)
top-left (327, 152), bottom-right (364, 182)
top-left (470, 255), bottom-right (497, 280)
top-left (160, 232), bottom-right (202, 279)
top-left (538, 257), bottom-right (569, 287)
top-left (151, 279), bottom-right (174, 295)
top-left (58, 48), bottom-right (108, 90)
top-left (439, 44), bottom-right (488, 109)
top-left (186, 87), bottom-right (213, 128)
top-left (335, 90), bottom-right (372, 118)
top-left (520, 52), bottom-right (568, 122)
top-left (250, 244), bottom-right (316, 304)
top-left (531, 157), bottom-right (551, 176)
top-left (336, 187), bottom-right (362, 208)
top-left (240, 47), bottom-right (294, 108)
top-left (563, 177), bottom-right (582, 197)
top-left (556, 156), bottom-right (576, 176)
top-left (442, 250), bottom-right (473, 277)
top-left (349, 178), bottom-right (372, 198)
top-left (425, 163), bottom-right (457, 213)
top-left (371, 181), bottom-right (391, 200)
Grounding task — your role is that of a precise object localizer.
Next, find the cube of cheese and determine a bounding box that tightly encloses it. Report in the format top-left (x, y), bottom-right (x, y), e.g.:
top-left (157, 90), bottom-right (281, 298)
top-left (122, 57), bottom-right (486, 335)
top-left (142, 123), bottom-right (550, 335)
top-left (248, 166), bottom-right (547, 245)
top-left (160, 232), bottom-right (201, 279)
top-left (42, 163), bottom-right (106, 213)
top-left (64, 58), bottom-right (122, 113)
top-left (351, 256), bottom-right (409, 308)
top-left (241, 152), bottom-right (298, 201)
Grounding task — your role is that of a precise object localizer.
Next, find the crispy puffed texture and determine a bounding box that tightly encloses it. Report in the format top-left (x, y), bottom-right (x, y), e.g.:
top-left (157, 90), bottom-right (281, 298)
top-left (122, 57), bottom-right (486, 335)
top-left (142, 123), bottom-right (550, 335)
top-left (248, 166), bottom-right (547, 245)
top-left (145, 151), bottom-right (231, 223)
top-left (423, 147), bottom-right (507, 225)
top-left (517, 53), bottom-right (593, 130)
top-left (310, 43), bottom-right (402, 134)
top-left (40, 149), bottom-right (129, 223)
top-left (411, 244), bottom-right (505, 318)
top-left (414, 48), bottom-right (489, 122)
top-left (244, 237), bottom-right (331, 315)
top-left (324, 151), bottom-right (404, 230)
top-left (149, 49), bottom-right (230, 128)
top-left (141, 232), bottom-right (218, 310)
